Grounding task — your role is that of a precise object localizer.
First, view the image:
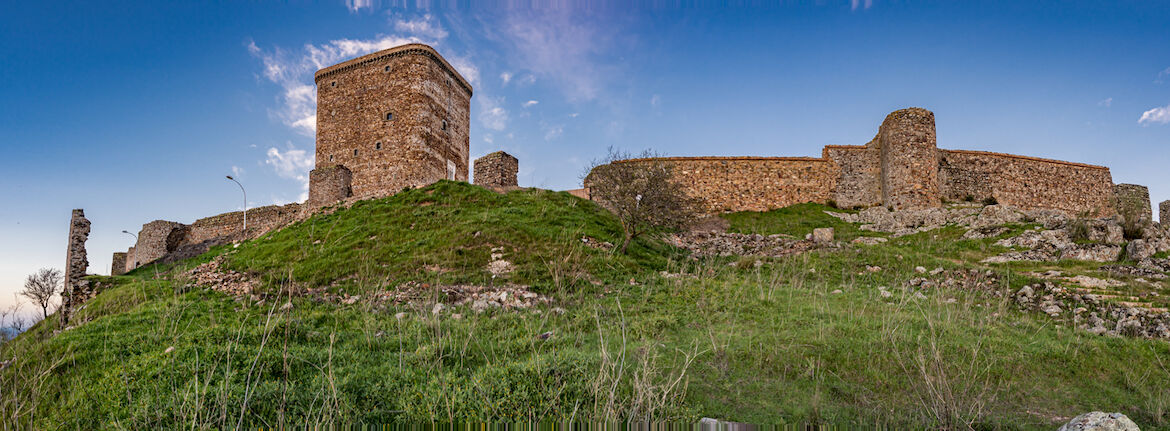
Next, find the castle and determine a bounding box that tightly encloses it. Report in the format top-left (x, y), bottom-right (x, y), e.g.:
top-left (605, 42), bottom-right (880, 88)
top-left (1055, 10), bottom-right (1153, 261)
top-left (103, 43), bottom-right (518, 278)
top-left (70, 43), bottom-right (1160, 290)
top-left (595, 107), bottom-right (1144, 218)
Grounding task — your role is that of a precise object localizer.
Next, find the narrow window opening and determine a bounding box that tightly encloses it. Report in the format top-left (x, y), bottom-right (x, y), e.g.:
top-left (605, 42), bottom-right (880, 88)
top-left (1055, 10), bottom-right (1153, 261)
top-left (385, 112), bottom-right (394, 121)
top-left (441, 120), bottom-right (448, 131)
top-left (353, 149), bottom-right (359, 157)
top-left (375, 141), bottom-right (382, 150)
top-left (329, 155), bottom-right (334, 162)
top-left (331, 81), bottom-right (337, 87)
top-left (384, 65), bottom-right (391, 72)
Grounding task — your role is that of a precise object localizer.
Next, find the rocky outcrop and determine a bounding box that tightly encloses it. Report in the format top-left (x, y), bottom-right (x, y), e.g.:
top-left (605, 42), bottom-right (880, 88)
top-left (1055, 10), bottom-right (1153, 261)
top-left (1058, 411), bottom-right (1140, 431)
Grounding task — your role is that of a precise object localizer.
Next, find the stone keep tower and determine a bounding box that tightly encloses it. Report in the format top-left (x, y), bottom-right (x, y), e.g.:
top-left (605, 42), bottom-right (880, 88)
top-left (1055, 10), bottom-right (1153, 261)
top-left (309, 43), bottom-right (472, 204)
top-left (873, 108), bottom-right (940, 210)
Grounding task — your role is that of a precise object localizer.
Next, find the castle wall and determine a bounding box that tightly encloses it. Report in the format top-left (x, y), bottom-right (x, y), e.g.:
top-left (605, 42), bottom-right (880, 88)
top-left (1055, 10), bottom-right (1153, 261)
top-left (939, 150), bottom-right (1116, 216)
top-left (875, 108), bottom-right (941, 210)
top-left (134, 220), bottom-right (187, 266)
top-left (615, 157), bottom-right (838, 212)
top-left (125, 246), bottom-right (136, 272)
top-left (474, 151), bottom-right (519, 188)
top-left (823, 145), bottom-right (882, 208)
top-left (183, 203), bottom-right (302, 245)
top-left (314, 44), bottom-right (471, 201)
top-left (1160, 200), bottom-right (1170, 225)
top-left (62, 209), bottom-right (90, 324)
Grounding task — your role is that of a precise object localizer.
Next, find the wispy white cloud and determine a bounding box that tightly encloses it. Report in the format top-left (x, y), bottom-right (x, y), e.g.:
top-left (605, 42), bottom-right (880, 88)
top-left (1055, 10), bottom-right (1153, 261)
top-left (393, 14), bottom-right (448, 40)
top-left (345, 0), bottom-right (372, 13)
top-left (1156, 66), bottom-right (1170, 84)
top-left (483, 134), bottom-right (494, 144)
top-left (1098, 97), bottom-right (1112, 108)
top-left (231, 165), bottom-right (245, 177)
top-left (650, 94), bottom-right (661, 107)
top-left (478, 97), bottom-right (509, 131)
top-left (500, 72), bottom-right (512, 85)
top-left (265, 145), bottom-right (315, 202)
top-left (543, 124), bottom-right (563, 141)
top-left (503, 10), bottom-right (609, 101)
top-left (522, 100), bottom-right (539, 108)
top-left (851, 0), bottom-right (874, 10)
top-left (1138, 104), bottom-right (1170, 125)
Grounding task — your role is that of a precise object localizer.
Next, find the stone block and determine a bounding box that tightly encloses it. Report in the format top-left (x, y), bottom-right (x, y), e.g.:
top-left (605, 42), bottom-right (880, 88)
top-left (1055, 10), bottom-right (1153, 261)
top-left (812, 227), bottom-right (834, 243)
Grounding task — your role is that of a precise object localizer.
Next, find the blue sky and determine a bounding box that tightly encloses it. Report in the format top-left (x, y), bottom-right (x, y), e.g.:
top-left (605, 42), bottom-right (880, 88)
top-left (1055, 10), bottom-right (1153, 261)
top-left (2, 1), bottom-right (1169, 314)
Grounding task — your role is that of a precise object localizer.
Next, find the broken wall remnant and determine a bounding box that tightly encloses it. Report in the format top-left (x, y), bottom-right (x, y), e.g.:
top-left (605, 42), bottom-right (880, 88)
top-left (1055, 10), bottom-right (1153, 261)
top-left (111, 252), bottom-right (126, 276)
top-left (1161, 200), bottom-right (1170, 226)
top-left (61, 209), bottom-right (91, 324)
top-left (474, 151), bottom-right (519, 188)
top-left (307, 164), bottom-right (353, 208)
top-left (1113, 184), bottom-right (1152, 224)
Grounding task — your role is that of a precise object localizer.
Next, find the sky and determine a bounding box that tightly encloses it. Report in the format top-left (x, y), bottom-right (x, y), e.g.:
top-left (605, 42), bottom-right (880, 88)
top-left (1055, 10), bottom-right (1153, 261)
top-left (1, 0), bottom-right (1169, 316)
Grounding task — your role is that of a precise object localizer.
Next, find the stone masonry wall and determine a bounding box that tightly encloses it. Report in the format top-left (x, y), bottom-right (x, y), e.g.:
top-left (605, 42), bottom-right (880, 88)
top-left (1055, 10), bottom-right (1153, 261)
top-left (111, 252), bottom-right (126, 276)
top-left (823, 145), bottom-right (881, 209)
top-left (307, 164), bottom-right (353, 208)
top-left (183, 203), bottom-right (303, 245)
top-left (939, 150), bottom-right (1116, 216)
top-left (61, 209), bottom-right (90, 323)
top-left (474, 151), bottom-right (519, 188)
top-left (125, 246), bottom-right (136, 272)
top-left (1161, 200), bottom-right (1170, 225)
top-left (314, 44), bottom-right (472, 201)
top-left (614, 157), bottom-right (838, 212)
top-left (134, 220), bottom-right (187, 266)
top-left (875, 108), bottom-right (941, 210)
top-left (1113, 184), bottom-right (1152, 223)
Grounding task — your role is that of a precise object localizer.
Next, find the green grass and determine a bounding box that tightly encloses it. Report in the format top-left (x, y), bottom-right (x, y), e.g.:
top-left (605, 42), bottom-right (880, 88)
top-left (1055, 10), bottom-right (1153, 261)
top-left (3, 185), bottom-right (1169, 429)
top-left (722, 202), bottom-right (881, 242)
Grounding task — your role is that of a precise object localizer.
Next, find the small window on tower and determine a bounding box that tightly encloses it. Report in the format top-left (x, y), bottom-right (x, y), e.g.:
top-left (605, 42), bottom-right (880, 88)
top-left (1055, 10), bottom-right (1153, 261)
top-left (375, 141), bottom-right (382, 150)
top-left (329, 155), bottom-right (334, 162)
top-left (385, 112), bottom-right (394, 121)
top-left (442, 120), bottom-right (448, 131)
top-left (353, 149), bottom-right (359, 157)
top-left (331, 81), bottom-right (337, 87)
top-left (384, 65), bottom-right (391, 72)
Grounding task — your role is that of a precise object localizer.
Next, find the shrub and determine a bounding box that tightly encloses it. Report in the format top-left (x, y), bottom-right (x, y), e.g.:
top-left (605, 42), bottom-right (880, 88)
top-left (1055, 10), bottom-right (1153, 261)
top-left (981, 196), bottom-right (998, 206)
top-left (583, 147), bottom-right (701, 253)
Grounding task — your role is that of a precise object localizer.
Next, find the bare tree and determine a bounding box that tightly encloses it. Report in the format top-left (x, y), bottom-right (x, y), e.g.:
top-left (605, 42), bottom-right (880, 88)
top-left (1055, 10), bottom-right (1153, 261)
top-left (20, 268), bottom-right (62, 320)
top-left (583, 147), bottom-right (700, 253)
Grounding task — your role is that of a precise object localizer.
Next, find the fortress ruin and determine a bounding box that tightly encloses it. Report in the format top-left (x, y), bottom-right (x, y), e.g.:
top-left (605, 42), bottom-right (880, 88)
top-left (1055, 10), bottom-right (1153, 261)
top-left (593, 107), bottom-right (1128, 217)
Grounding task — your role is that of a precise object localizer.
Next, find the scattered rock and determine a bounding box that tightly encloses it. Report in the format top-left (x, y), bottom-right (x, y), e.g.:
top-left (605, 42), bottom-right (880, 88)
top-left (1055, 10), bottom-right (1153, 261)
top-left (537, 331), bottom-right (554, 340)
top-left (880, 290), bottom-right (893, 299)
top-left (432, 303), bottom-right (446, 315)
top-left (830, 289), bottom-right (843, 295)
top-left (851, 236), bottom-right (888, 245)
top-left (667, 231), bottom-right (827, 258)
top-left (279, 301), bottom-right (293, 311)
top-left (812, 227), bottom-right (834, 243)
top-left (1057, 411), bottom-right (1140, 431)
top-left (962, 226), bottom-right (1010, 239)
top-left (914, 266), bottom-right (926, 274)
top-left (866, 265), bottom-right (882, 272)
top-left (1126, 239), bottom-right (1155, 261)
top-left (163, 346), bottom-right (175, 354)
top-left (394, 312), bottom-right (408, 320)
top-left (929, 267), bottom-right (945, 275)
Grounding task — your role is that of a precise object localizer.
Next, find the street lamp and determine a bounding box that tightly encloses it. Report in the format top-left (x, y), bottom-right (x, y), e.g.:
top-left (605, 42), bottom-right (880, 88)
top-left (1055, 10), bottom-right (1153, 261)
top-left (121, 230), bottom-right (137, 241)
top-left (226, 175), bottom-right (247, 232)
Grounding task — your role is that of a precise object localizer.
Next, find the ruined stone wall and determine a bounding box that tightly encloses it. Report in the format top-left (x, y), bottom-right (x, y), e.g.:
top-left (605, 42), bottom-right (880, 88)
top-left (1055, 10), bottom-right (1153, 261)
top-left (183, 203), bottom-right (303, 245)
top-left (134, 220), bottom-right (187, 266)
top-left (1161, 200), bottom-right (1169, 225)
top-left (307, 165), bottom-right (352, 208)
top-left (939, 150), bottom-right (1116, 216)
top-left (1113, 184), bottom-right (1152, 223)
top-left (875, 108), bottom-right (941, 210)
top-left (474, 151), bottom-right (519, 188)
top-left (125, 246), bottom-right (137, 272)
top-left (111, 252), bottom-right (126, 276)
top-left (61, 209), bottom-right (90, 323)
top-left (314, 44), bottom-right (472, 201)
top-left (823, 145), bottom-right (881, 208)
top-left (614, 157), bottom-right (838, 212)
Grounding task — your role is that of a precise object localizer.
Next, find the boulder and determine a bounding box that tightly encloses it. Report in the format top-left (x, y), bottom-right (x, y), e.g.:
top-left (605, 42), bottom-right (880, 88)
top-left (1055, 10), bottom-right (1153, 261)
top-left (1126, 239), bottom-right (1155, 261)
top-left (812, 227), bottom-right (834, 243)
top-left (1058, 411), bottom-right (1140, 431)
top-left (1060, 244), bottom-right (1123, 263)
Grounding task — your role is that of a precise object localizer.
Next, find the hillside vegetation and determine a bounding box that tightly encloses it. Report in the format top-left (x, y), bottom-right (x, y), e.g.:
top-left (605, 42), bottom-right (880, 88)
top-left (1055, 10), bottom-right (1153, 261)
top-left (2, 181), bottom-right (1168, 429)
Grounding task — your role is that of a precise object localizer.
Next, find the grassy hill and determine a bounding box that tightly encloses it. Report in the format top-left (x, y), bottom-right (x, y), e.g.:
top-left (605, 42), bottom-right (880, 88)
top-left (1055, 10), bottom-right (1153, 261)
top-left (2, 181), bottom-right (1168, 429)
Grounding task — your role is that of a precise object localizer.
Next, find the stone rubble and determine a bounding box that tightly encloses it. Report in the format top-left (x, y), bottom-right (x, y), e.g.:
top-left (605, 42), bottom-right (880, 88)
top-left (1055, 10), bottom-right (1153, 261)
top-left (1057, 411), bottom-right (1140, 431)
top-left (666, 231), bottom-right (832, 258)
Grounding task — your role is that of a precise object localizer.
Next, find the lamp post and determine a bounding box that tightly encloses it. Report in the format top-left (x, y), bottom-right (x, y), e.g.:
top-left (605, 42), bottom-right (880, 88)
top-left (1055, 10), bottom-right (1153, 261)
top-left (121, 230), bottom-right (137, 241)
top-left (226, 175), bottom-right (247, 232)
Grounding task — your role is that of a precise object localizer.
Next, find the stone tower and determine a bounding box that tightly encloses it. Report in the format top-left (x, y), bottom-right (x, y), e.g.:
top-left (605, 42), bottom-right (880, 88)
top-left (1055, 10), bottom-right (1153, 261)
top-left (873, 108), bottom-right (940, 210)
top-left (309, 43), bottom-right (473, 204)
